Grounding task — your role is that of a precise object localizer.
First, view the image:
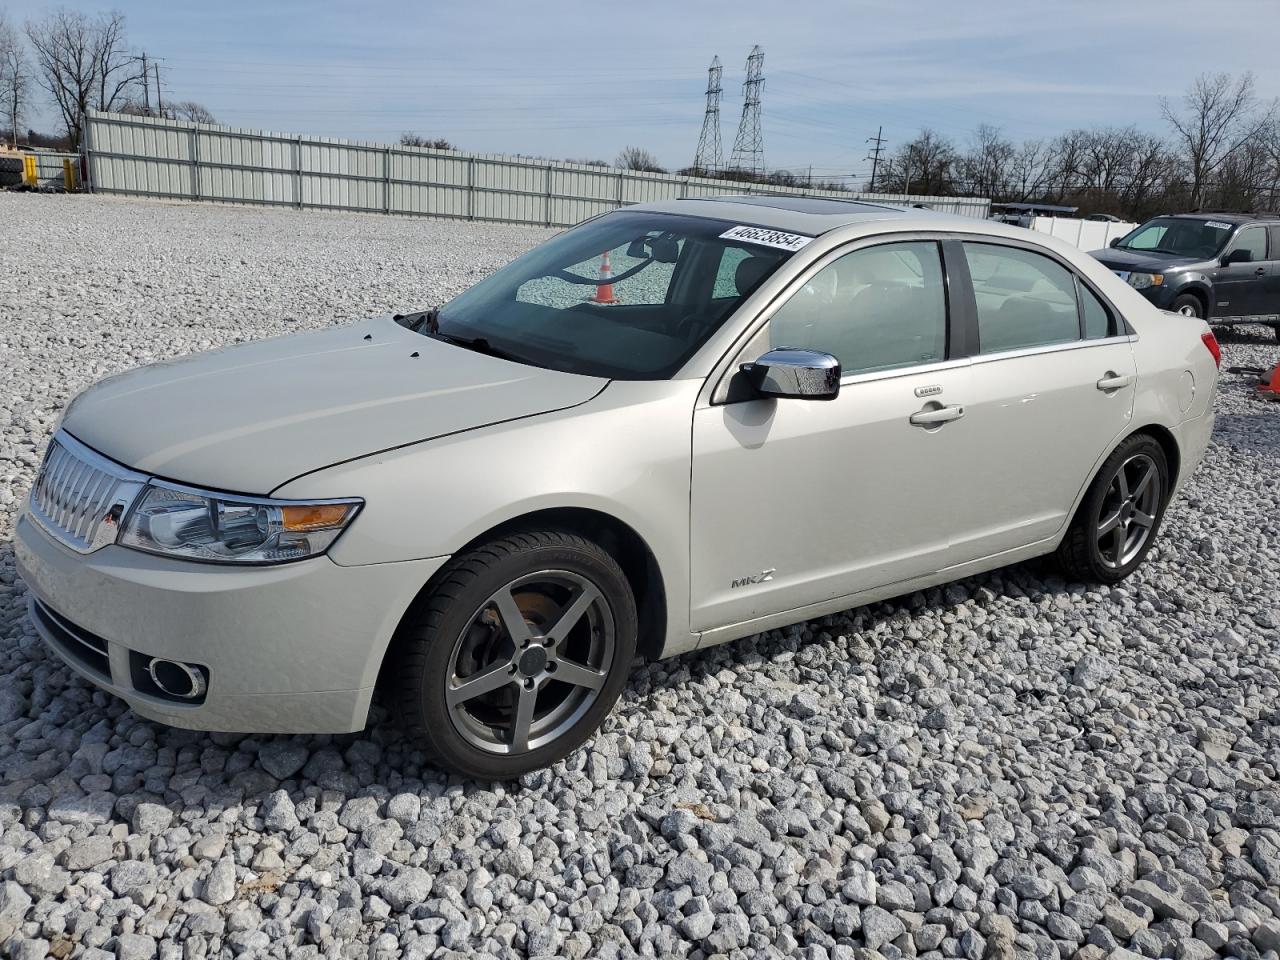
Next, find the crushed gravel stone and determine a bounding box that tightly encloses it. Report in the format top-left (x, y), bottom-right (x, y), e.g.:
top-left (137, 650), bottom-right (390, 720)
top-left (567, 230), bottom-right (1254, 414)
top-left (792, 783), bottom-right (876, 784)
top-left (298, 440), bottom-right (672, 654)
top-left (2, 192), bottom-right (1279, 960)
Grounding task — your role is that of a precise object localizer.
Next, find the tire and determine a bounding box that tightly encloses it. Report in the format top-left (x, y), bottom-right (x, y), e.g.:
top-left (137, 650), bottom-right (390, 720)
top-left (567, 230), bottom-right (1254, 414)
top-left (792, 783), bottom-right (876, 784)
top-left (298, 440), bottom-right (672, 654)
top-left (1055, 434), bottom-right (1170, 585)
top-left (1170, 293), bottom-right (1203, 319)
top-left (390, 530), bottom-right (637, 780)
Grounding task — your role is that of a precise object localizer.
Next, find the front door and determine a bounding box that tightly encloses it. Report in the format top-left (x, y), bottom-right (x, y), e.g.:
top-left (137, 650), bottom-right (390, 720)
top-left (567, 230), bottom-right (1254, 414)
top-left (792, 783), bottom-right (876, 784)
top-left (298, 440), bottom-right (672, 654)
top-left (689, 239), bottom-right (972, 634)
top-left (1215, 224), bottom-right (1269, 317)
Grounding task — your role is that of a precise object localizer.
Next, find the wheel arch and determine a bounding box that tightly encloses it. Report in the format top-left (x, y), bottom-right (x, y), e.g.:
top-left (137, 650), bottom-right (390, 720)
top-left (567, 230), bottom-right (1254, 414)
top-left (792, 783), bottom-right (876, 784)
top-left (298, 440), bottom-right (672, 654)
top-left (1172, 282), bottom-right (1210, 317)
top-left (389, 506), bottom-right (669, 664)
top-left (1060, 420), bottom-right (1183, 543)
top-left (1129, 422), bottom-right (1181, 492)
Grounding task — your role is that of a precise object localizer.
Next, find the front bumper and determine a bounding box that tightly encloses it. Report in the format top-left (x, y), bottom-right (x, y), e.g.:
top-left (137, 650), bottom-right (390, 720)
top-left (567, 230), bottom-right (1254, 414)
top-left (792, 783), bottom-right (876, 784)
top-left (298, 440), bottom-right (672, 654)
top-left (15, 511), bottom-right (447, 733)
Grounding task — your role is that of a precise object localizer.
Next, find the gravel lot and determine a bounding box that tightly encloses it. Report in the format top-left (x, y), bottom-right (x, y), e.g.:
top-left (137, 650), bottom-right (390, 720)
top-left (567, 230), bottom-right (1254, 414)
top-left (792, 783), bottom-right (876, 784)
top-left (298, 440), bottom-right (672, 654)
top-left (2, 193), bottom-right (1280, 960)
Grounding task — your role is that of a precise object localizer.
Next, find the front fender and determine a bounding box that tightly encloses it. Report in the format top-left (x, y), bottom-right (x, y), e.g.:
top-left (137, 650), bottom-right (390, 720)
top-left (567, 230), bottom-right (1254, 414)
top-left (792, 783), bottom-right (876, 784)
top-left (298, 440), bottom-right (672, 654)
top-left (273, 379), bottom-right (701, 654)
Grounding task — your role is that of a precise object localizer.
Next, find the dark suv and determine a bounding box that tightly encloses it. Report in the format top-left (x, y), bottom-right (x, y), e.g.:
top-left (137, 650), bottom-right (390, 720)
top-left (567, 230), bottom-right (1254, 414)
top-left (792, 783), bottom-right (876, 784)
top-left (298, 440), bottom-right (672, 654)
top-left (1090, 213), bottom-right (1280, 338)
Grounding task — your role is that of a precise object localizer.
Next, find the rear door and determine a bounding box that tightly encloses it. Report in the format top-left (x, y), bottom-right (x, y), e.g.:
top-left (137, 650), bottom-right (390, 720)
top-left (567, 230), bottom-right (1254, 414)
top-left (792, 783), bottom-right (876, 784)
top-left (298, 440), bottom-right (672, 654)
top-left (1215, 224), bottom-right (1269, 317)
top-left (944, 240), bottom-right (1138, 563)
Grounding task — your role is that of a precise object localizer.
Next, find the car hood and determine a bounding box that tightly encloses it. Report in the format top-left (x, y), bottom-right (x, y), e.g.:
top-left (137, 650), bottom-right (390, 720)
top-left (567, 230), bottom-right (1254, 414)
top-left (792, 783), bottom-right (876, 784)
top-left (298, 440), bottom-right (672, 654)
top-left (1089, 247), bottom-right (1208, 272)
top-left (62, 315), bottom-right (608, 493)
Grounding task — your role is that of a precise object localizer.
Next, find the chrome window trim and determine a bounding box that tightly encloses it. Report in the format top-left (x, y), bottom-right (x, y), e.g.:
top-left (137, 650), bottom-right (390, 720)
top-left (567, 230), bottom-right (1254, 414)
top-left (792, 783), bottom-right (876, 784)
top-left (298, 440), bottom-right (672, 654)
top-left (837, 355), bottom-right (972, 387)
top-left (968, 333), bottom-right (1137, 368)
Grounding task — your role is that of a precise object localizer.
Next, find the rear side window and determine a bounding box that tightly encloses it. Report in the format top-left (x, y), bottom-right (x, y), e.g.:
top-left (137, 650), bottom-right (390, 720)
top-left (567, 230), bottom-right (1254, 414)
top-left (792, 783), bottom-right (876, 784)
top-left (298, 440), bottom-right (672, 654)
top-left (1269, 225), bottom-right (1280, 259)
top-left (1079, 281), bottom-right (1114, 339)
top-left (963, 243), bottom-right (1080, 353)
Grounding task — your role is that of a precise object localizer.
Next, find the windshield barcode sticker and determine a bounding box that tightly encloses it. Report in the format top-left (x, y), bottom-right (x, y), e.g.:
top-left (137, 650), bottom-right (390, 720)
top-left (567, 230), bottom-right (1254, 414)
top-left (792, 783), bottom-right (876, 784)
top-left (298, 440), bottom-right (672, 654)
top-left (720, 225), bottom-right (813, 252)
top-left (1205, 221), bottom-right (1232, 230)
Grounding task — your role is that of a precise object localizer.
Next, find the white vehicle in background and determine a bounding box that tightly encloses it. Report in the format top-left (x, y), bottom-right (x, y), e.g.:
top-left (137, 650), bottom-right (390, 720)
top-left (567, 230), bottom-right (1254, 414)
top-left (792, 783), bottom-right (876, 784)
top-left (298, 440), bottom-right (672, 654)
top-left (17, 196), bottom-right (1219, 779)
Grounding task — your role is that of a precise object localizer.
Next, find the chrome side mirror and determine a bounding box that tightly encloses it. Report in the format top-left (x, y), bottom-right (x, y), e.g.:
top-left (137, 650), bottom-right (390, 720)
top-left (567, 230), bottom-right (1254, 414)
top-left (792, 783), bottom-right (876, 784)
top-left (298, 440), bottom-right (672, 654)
top-left (740, 348), bottom-right (840, 401)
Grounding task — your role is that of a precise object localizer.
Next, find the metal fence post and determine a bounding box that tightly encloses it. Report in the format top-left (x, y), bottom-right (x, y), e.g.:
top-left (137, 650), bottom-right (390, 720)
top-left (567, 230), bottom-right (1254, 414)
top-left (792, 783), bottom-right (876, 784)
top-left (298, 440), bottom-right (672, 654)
top-left (544, 165), bottom-right (553, 227)
top-left (81, 112), bottom-right (94, 193)
top-left (616, 171), bottom-right (624, 209)
top-left (467, 157), bottom-right (476, 221)
top-left (294, 136), bottom-right (303, 209)
top-left (189, 126), bottom-right (201, 201)
top-left (383, 146), bottom-right (391, 215)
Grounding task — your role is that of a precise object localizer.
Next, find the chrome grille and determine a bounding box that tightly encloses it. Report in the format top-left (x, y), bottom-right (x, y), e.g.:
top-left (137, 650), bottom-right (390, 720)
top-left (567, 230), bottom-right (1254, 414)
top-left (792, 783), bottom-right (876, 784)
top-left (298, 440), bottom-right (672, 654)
top-left (29, 433), bottom-right (147, 553)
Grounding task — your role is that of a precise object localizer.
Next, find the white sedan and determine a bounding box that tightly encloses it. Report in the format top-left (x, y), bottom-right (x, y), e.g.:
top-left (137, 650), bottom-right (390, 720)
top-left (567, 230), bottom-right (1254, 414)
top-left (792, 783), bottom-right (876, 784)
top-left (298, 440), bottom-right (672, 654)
top-left (17, 196), bottom-right (1219, 779)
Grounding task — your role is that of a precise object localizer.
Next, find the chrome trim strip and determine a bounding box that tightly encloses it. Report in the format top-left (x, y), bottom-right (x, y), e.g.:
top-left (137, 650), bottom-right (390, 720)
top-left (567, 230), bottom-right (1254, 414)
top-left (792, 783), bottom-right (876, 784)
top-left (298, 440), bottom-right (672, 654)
top-left (969, 334), bottom-right (1136, 367)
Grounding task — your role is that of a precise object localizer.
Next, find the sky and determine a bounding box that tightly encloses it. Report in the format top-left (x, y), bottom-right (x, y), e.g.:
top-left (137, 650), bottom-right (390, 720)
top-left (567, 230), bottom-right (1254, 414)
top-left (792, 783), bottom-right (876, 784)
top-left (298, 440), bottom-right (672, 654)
top-left (8, 0), bottom-right (1280, 184)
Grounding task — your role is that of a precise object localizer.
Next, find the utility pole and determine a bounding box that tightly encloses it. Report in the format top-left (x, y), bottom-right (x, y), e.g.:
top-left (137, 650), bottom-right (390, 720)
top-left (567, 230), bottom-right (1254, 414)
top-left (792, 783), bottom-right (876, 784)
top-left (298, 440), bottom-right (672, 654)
top-left (865, 126), bottom-right (886, 191)
top-left (140, 52), bottom-right (150, 113)
top-left (153, 62), bottom-right (163, 117)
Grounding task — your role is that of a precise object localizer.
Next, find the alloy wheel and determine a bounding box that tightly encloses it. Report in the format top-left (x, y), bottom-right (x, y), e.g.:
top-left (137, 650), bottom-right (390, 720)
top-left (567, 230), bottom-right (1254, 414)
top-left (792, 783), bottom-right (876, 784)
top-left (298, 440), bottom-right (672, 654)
top-left (1177, 304), bottom-right (1198, 317)
top-left (444, 570), bottom-right (616, 754)
top-left (1096, 453), bottom-right (1162, 569)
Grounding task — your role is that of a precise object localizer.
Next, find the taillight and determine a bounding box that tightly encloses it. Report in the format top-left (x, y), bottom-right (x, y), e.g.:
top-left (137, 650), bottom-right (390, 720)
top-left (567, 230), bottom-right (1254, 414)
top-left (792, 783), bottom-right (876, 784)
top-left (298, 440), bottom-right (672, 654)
top-left (1201, 331), bottom-right (1221, 369)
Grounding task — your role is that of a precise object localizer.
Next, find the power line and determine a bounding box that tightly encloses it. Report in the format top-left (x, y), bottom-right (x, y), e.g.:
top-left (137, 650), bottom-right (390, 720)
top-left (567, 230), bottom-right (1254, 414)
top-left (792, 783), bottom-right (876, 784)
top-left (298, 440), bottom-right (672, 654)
top-left (728, 45), bottom-right (765, 176)
top-left (692, 56), bottom-right (723, 174)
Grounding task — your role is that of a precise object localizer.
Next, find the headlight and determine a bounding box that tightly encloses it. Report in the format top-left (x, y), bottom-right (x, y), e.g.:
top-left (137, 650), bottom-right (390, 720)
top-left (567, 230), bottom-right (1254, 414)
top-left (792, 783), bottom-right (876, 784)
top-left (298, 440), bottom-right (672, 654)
top-left (119, 483), bottom-right (361, 564)
top-left (1127, 272), bottom-right (1163, 290)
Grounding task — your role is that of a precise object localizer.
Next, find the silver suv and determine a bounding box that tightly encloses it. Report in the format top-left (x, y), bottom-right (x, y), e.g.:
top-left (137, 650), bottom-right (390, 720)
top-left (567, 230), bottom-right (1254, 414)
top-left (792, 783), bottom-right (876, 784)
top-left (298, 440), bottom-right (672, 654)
top-left (17, 196), bottom-right (1218, 779)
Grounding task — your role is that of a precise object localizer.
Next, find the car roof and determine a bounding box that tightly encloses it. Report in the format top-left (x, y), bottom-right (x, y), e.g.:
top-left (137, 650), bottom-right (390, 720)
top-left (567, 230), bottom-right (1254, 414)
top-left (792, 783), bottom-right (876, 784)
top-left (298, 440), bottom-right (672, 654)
top-left (628, 195), bottom-right (968, 235)
top-left (1163, 212), bottom-right (1280, 224)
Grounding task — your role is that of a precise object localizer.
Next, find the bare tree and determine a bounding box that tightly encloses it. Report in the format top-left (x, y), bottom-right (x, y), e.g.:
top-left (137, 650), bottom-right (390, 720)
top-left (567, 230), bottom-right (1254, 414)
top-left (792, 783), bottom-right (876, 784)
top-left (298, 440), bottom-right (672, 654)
top-left (881, 129), bottom-right (955, 195)
top-left (956, 124), bottom-right (1015, 198)
top-left (1162, 71), bottom-right (1277, 209)
top-left (400, 132), bottom-right (453, 150)
top-left (616, 146), bottom-right (665, 173)
top-left (167, 100), bottom-right (216, 124)
top-left (121, 96), bottom-right (217, 124)
top-left (0, 11), bottom-right (30, 147)
top-left (24, 9), bottom-right (140, 148)
top-left (1006, 139), bottom-right (1050, 202)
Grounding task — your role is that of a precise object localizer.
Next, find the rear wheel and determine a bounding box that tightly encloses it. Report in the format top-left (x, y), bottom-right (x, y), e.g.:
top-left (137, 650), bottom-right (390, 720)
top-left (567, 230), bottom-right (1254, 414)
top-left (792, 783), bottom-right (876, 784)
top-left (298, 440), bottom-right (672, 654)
top-left (390, 530), bottom-right (636, 780)
top-left (1170, 293), bottom-right (1203, 319)
top-left (1056, 434), bottom-right (1169, 584)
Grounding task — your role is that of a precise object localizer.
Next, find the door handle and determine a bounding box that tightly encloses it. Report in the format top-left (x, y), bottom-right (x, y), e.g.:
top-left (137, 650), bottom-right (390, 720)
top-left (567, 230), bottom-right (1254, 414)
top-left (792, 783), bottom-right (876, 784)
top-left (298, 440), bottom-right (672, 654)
top-left (910, 404), bottom-right (965, 426)
top-left (1096, 372), bottom-right (1135, 392)
top-left (1255, 267), bottom-right (1266, 275)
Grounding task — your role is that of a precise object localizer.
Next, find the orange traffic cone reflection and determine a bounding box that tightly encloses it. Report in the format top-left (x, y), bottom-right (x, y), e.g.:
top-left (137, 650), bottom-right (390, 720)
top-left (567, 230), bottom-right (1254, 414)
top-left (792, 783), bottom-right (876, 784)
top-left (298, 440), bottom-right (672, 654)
top-left (589, 251), bottom-right (620, 305)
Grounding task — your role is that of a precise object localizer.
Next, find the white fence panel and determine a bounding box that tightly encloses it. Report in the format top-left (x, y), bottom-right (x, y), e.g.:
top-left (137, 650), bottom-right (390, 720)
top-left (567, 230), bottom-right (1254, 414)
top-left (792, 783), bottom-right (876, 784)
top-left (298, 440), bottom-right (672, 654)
top-left (1030, 217), bottom-right (1136, 251)
top-left (85, 110), bottom-right (992, 227)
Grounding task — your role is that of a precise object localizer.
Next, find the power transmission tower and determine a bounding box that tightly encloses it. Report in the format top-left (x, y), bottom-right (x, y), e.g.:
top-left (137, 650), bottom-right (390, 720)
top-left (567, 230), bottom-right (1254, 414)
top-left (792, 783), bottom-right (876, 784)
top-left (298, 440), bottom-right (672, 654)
top-left (692, 56), bottom-right (723, 174)
top-left (865, 126), bottom-right (886, 191)
top-left (728, 45), bottom-right (764, 176)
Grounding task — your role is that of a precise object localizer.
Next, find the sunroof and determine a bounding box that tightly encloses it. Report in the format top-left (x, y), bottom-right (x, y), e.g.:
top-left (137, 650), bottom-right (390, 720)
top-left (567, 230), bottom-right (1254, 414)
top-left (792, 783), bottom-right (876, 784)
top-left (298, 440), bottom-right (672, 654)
top-left (704, 195), bottom-right (901, 214)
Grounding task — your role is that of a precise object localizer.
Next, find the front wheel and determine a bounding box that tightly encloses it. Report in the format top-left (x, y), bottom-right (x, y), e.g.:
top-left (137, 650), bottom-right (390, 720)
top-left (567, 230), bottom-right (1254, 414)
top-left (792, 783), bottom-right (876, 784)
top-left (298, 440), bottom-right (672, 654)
top-left (1056, 434), bottom-right (1169, 584)
top-left (1170, 293), bottom-right (1204, 319)
top-left (390, 530), bottom-right (637, 780)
